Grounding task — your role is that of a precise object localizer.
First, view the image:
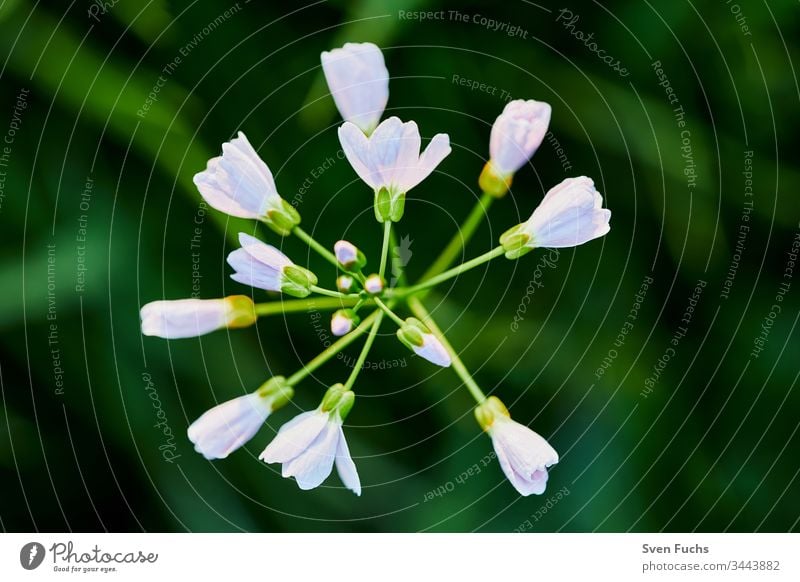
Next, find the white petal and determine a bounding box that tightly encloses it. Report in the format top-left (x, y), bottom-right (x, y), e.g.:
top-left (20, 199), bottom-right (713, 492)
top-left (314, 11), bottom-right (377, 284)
top-left (140, 299), bottom-right (229, 339)
top-left (334, 426), bottom-right (361, 496)
top-left (412, 333), bottom-right (452, 367)
top-left (227, 233), bottom-right (293, 291)
top-left (281, 418), bottom-right (340, 490)
top-left (524, 177), bottom-right (611, 248)
top-left (489, 99), bottom-right (551, 176)
top-left (187, 393), bottom-right (271, 459)
top-left (259, 410), bottom-right (328, 464)
top-left (490, 418), bottom-right (558, 496)
top-left (192, 132), bottom-right (281, 218)
top-left (338, 122), bottom-right (379, 189)
top-left (321, 42), bottom-right (389, 133)
top-left (401, 133), bottom-right (450, 191)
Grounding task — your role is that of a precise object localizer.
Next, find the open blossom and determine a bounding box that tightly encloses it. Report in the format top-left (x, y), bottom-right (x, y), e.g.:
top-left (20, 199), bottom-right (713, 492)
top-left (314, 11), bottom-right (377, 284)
top-left (140, 296), bottom-right (256, 339)
top-left (476, 396), bottom-right (558, 496)
top-left (260, 386), bottom-right (360, 495)
top-left (338, 117), bottom-right (451, 195)
top-left (193, 132), bottom-right (300, 234)
top-left (397, 318), bottom-right (452, 368)
top-left (227, 233), bottom-right (317, 297)
top-left (188, 378), bottom-right (292, 459)
top-left (500, 177), bottom-right (610, 258)
top-left (321, 42), bottom-right (389, 134)
top-left (489, 99), bottom-right (551, 177)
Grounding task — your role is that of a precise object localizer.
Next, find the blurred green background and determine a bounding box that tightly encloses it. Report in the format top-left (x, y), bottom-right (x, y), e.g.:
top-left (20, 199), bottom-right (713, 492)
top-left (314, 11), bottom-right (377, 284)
top-left (1, 0), bottom-right (798, 532)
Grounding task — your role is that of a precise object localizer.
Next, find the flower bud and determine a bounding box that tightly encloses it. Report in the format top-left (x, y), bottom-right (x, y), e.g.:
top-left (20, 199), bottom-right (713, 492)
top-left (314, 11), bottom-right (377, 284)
top-left (363, 273), bottom-right (385, 295)
top-left (334, 240), bottom-right (367, 271)
top-left (396, 318), bottom-right (451, 367)
top-left (331, 309), bottom-right (360, 337)
top-left (336, 275), bottom-right (357, 293)
top-left (479, 161), bottom-right (514, 198)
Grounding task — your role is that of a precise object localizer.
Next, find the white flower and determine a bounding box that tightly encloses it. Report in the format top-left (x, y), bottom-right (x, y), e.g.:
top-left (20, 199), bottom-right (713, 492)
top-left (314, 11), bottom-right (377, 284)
top-left (511, 176), bottom-right (611, 250)
top-left (338, 116), bottom-right (451, 195)
top-left (321, 42), bottom-right (389, 134)
top-left (188, 393), bottom-right (272, 460)
top-left (489, 99), bottom-right (551, 177)
top-left (260, 409), bottom-right (361, 495)
top-left (489, 417), bottom-right (558, 496)
top-left (475, 396), bottom-right (558, 496)
top-left (413, 333), bottom-right (451, 367)
top-left (193, 132), bottom-right (283, 220)
top-left (140, 296), bottom-right (255, 339)
top-left (396, 318), bottom-right (452, 368)
top-left (227, 233), bottom-right (317, 297)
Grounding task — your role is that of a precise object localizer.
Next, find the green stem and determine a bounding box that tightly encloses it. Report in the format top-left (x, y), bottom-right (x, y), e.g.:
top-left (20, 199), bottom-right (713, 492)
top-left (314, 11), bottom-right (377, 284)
top-left (343, 311), bottom-right (384, 391)
top-left (373, 297), bottom-right (406, 327)
top-left (286, 309), bottom-right (381, 386)
top-left (254, 296), bottom-right (358, 316)
top-left (293, 226), bottom-right (339, 268)
top-left (421, 192), bottom-right (494, 280)
top-left (396, 245), bottom-right (506, 297)
top-left (388, 228), bottom-right (407, 286)
top-left (407, 296), bottom-right (486, 404)
top-left (378, 221), bottom-right (392, 280)
top-left (309, 285), bottom-right (355, 299)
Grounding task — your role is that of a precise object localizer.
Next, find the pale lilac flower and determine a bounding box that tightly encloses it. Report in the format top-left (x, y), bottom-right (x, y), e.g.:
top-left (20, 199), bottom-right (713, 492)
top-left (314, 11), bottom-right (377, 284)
top-left (475, 396), bottom-right (558, 496)
top-left (490, 417), bottom-right (558, 496)
top-left (140, 296), bottom-right (255, 339)
top-left (260, 406), bottom-right (361, 495)
top-left (489, 99), bottom-right (551, 177)
top-left (321, 42), bottom-right (389, 134)
top-left (188, 378), bottom-right (293, 460)
top-left (363, 274), bottom-right (384, 294)
top-left (396, 318), bottom-right (452, 368)
top-left (331, 309), bottom-right (358, 337)
top-left (193, 132), bottom-right (285, 220)
top-left (506, 177), bottom-right (611, 252)
top-left (188, 394), bottom-right (271, 460)
top-left (338, 117), bottom-right (451, 195)
top-left (227, 233), bottom-right (317, 297)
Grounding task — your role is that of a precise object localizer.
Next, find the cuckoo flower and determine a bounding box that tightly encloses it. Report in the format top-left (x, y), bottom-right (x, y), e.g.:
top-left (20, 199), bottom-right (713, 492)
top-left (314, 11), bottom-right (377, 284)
top-left (260, 384), bottom-right (361, 495)
top-left (500, 177), bottom-right (611, 258)
top-left (397, 318), bottom-right (452, 368)
top-left (188, 377), bottom-right (293, 460)
top-left (140, 296), bottom-right (256, 339)
top-left (475, 396), bottom-right (558, 496)
top-left (193, 132), bottom-right (300, 235)
top-left (480, 99), bottom-right (552, 197)
top-left (321, 42), bottom-right (389, 135)
top-left (338, 117), bottom-right (451, 222)
top-left (227, 233), bottom-right (317, 297)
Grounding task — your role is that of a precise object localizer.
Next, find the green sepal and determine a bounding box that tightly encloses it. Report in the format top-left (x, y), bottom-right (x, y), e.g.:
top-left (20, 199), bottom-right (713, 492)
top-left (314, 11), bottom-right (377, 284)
top-left (281, 265), bottom-right (318, 298)
top-left (263, 199), bottom-right (301, 236)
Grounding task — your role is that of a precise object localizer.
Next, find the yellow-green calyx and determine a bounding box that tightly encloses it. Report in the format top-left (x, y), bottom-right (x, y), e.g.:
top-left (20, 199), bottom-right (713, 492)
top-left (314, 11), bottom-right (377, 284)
top-left (263, 199), bottom-right (301, 236)
top-left (479, 161), bottom-right (513, 198)
top-left (499, 224), bottom-right (533, 259)
top-left (225, 295), bottom-right (258, 328)
top-left (396, 317), bottom-right (429, 349)
top-left (474, 395), bottom-right (511, 431)
top-left (281, 265), bottom-right (318, 298)
top-left (320, 383), bottom-right (356, 419)
top-left (256, 376), bottom-right (294, 410)
top-left (374, 186), bottom-right (406, 223)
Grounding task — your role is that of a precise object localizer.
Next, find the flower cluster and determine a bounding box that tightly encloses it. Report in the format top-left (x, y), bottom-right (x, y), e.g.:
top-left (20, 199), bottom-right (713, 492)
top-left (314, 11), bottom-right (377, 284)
top-left (140, 42), bottom-right (610, 497)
